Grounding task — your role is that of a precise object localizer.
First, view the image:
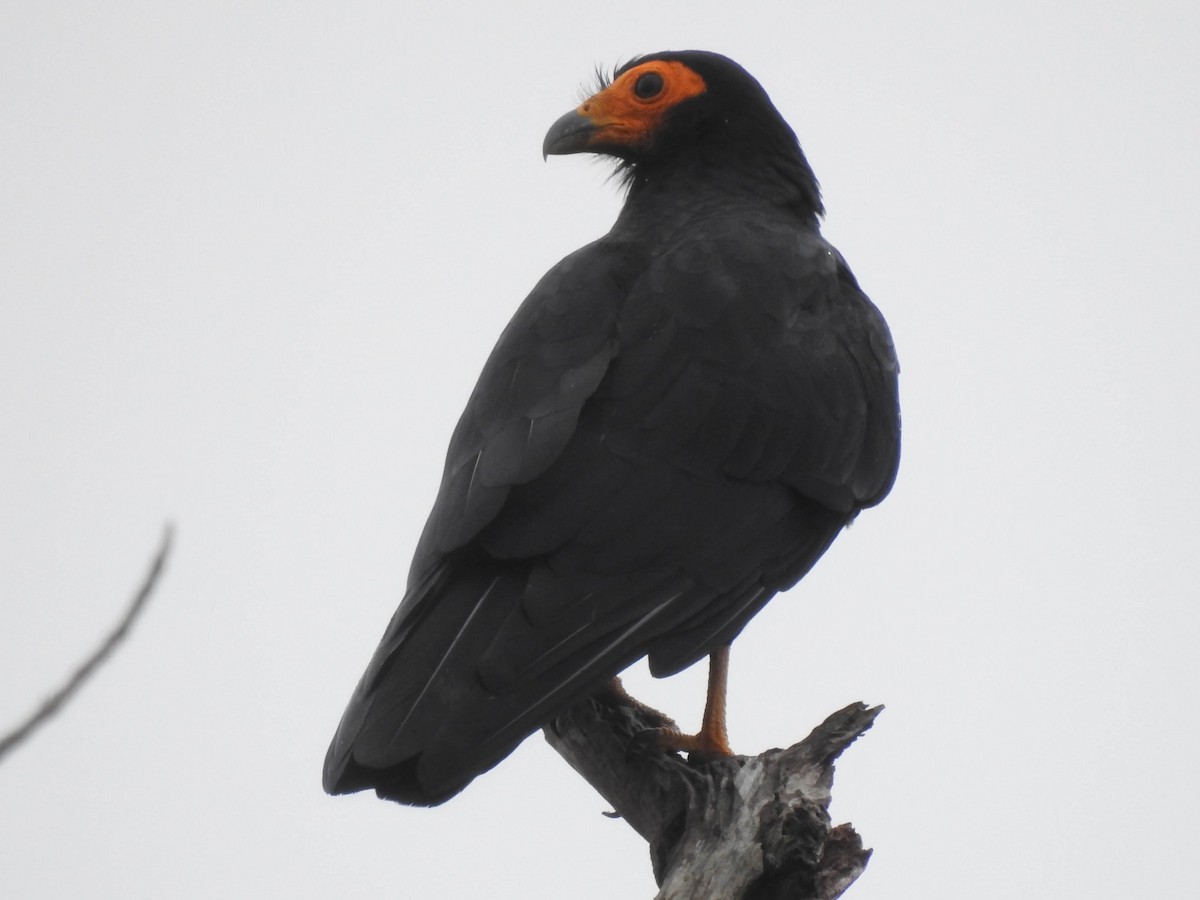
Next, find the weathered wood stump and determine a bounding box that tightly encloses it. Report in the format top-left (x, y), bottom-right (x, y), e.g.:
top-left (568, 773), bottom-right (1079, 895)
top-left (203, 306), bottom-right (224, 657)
top-left (545, 693), bottom-right (879, 899)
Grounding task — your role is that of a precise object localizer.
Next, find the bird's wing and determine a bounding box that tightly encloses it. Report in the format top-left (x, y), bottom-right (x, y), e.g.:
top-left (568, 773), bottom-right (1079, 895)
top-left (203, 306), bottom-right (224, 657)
top-left (470, 215), bottom-right (900, 675)
top-left (324, 239), bottom-right (647, 801)
top-left (477, 216), bottom-right (899, 577)
top-left (405, 239), bottom-right (634, 584)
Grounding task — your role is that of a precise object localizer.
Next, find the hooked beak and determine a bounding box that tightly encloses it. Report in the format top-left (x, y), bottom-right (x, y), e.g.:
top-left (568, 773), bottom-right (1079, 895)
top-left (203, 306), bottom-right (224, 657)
top-left (542, 109), bottom-right (597, 159)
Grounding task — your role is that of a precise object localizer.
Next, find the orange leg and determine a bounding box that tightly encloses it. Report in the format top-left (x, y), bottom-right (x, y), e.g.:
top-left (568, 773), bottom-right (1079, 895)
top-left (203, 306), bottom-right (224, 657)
top-left (654, 644), bottom-right (735, 760)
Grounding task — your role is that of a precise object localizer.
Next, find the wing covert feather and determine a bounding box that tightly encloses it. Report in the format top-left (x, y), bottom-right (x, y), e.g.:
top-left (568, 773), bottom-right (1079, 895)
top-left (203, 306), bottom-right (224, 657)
top-left (409, 242), bottom-right (638, 584)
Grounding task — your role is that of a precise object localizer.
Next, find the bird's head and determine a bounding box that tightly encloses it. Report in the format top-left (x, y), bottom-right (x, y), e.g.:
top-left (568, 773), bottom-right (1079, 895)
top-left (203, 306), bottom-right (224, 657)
top-left (543, 51), bottom-right (823, 219)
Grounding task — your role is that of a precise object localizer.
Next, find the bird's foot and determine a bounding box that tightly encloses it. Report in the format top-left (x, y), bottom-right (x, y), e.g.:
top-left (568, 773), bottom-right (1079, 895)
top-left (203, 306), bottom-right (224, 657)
top-left (596, 677), bottom-right (679, 732)
top-left (635, 725), bottom-right (735, 763)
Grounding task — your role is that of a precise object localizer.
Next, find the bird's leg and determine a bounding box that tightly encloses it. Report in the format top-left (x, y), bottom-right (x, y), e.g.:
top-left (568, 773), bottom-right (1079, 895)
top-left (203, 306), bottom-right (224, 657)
top-left (641, 644), bottom-right (735, 761)
top-left (697, 643), bottom-right (733, 756)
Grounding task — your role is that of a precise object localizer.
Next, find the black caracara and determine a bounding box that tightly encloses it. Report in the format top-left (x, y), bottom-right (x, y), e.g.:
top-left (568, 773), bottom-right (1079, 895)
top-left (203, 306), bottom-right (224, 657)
top-left (324, 51), bottom-right (900, 806)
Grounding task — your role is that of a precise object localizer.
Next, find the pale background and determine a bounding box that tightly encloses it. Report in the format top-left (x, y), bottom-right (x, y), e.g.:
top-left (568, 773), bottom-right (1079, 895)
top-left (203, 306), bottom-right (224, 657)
top-left (2, 2), bottom-right (1197, 897)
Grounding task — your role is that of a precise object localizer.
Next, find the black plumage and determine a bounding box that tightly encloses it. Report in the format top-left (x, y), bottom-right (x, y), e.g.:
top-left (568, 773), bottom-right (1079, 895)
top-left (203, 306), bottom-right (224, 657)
top-left (324, 51), bottom-right (900, 805)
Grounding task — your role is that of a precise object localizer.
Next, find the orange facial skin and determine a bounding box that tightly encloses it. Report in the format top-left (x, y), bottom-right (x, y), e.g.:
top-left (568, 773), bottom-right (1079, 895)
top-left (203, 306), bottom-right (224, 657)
top-left (576, 61), bottom-right (707, 152)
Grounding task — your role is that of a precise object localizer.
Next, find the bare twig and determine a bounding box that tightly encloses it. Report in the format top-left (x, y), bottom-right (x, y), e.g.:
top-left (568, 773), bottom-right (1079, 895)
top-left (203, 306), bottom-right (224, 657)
top-left (0, 525), bottom-right (174, 762)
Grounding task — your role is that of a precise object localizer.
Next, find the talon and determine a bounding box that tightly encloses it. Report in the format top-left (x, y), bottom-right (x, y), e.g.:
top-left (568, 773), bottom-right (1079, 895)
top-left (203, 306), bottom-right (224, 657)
top-left (651, 723), bottom-right (734, 762)
top-left (622, 646), bottom-right (737, 762)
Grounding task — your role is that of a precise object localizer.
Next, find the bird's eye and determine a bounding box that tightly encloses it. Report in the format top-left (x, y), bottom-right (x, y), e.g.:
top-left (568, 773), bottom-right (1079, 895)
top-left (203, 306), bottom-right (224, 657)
top-left (634, 71), bottom-right (664, 100)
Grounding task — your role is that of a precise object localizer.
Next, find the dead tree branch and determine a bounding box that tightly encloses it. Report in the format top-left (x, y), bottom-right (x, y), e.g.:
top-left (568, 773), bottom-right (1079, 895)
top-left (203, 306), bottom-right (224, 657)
top-left (545, 692), bottom-right (879, 899)
top-left (0, 525), bottom-right (173, 763)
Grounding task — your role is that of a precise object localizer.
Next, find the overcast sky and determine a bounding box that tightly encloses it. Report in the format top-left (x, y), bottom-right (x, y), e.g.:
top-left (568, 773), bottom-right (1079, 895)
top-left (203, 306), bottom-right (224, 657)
top-left (2, 2), bottom-right (1198, 897)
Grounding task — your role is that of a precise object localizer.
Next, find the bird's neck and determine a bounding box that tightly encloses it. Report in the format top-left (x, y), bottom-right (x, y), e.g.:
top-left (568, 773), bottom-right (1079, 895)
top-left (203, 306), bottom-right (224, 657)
top-left (615, 147), bottom-right (823, 234)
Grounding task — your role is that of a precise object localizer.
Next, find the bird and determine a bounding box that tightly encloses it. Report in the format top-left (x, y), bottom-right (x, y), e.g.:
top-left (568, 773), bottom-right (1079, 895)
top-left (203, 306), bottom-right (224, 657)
top-left (323, 50), bottom-right (900, 806)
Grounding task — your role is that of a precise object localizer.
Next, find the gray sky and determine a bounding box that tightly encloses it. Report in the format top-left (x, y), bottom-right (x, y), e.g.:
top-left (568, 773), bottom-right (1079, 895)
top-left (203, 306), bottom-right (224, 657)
top-left (2, 2), bottom-right (1198, 897)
